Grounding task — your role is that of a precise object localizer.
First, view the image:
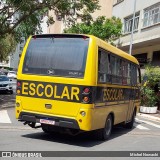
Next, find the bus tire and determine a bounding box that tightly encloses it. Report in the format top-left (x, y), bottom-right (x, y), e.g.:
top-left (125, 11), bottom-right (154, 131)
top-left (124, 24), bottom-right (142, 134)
top-left (95, 114), bottom-right (113, 141)
top-left (125, 110), bottom-right (136, 129)
top-left (41, 124), bottom-right (50, 133)
top-left (10, 90), bottom-right (13, 94)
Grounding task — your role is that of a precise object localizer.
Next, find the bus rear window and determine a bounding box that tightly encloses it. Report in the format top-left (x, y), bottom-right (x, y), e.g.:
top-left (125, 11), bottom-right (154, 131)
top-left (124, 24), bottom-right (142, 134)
top-left (22, 37), bottom-right (89, 78)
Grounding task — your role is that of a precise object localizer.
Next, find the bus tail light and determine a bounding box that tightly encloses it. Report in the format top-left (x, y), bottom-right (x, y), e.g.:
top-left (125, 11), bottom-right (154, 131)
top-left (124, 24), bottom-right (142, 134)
top-left (17, 82), bottom-right (21, 87)
top-left (17, 90), bottom-right (21, 94)
top-left (83, 87), bottom-right (90, 94)
top-left (82, 87), bottom-right (92, 104)
top-left (16, 81), bottom-right (21, 95)
top-left (83, 96), bottom-right (90, 103)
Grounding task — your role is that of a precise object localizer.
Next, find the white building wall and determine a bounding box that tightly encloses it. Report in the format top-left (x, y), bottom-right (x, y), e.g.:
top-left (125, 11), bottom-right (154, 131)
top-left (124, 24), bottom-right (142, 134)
top-left (113, 0), bottom-right (160, 47)
top-left (112, 0), bottom-right (160, 67)
top-left (113, 0), bottom-right (159, 17)
top-left (41, 16), bottom-right (48, 34)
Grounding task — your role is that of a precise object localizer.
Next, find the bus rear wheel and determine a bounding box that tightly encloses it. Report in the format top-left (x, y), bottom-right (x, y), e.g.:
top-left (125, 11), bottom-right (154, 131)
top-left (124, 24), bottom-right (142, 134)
top-left (95, 114), bottom-right (113, 141)
top-left (125, 110), bottom-right (136, 129)
top-left (41, 124), bottom-right (50, 133)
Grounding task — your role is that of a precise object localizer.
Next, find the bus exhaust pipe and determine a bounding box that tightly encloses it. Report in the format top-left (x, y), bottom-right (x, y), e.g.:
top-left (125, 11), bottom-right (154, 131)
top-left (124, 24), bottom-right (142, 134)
top-left (23, 122), bottom-right (41, 129)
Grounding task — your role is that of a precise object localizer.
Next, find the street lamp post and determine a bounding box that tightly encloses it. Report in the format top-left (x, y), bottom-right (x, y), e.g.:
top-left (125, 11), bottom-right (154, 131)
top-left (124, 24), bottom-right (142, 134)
top-left (129, 0), bottom-right (137, 55)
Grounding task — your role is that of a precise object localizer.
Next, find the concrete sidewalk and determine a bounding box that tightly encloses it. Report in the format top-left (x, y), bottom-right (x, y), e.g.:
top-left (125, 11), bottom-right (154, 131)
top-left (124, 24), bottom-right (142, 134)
top-left (137, 110), bottom-right (160, 122)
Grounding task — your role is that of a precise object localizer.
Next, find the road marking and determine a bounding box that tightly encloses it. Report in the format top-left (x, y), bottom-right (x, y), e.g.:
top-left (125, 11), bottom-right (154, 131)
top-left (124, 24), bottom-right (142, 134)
top-left (0, 110), bottom-right (11, 123)
top-left (134, 124), bottom-right (150, 130)
top-left (136, 118), bottom-right (160, 129)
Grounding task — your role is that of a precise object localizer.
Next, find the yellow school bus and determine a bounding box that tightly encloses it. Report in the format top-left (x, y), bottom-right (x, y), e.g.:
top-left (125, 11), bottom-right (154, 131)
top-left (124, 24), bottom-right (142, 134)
top-left (15, 34), bottom-right (141, 140)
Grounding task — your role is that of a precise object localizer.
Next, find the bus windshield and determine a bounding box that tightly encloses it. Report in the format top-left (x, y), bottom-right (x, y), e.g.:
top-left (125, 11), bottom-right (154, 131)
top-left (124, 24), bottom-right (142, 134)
top-left (22, 37), bottom-right (89, 78)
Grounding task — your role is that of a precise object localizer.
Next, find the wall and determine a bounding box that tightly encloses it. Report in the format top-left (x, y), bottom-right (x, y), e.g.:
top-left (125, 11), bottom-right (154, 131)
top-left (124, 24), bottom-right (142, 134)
top-left (48, 0), bottom-right (113, 34)
top-left (113, 0), bottom-right (160, 48)
top-left (112, 0), bottom-right (160, 67)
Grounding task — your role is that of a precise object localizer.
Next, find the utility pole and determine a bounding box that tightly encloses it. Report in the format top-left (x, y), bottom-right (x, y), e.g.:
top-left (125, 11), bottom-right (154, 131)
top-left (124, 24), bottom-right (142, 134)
top-left (129, 0), bottom-right (137, 55)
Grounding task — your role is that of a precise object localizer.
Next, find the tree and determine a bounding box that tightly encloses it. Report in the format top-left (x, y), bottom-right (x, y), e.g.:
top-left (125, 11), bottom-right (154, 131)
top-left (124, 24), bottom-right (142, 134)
top-left (64, 16), bottom-right (122, 43)
top-left (0, 0), bottom-right (100, 61)
top-left (0, 34), bottom-right (16, 61)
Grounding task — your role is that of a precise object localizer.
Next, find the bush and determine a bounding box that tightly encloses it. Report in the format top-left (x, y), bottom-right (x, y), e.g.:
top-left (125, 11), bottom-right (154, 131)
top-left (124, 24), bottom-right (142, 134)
top-left (141, 86), bottom-right (157, 107)
top-left (143, 65), bottom-right (160, 87)
top-left (141, 65), bottom-right (160, 107)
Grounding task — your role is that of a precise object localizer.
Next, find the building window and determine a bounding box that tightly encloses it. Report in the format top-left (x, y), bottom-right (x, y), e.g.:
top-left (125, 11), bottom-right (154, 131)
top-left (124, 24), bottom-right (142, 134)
top-left (143, 3), bottom-right (160, 28)
top-left (113, 0), bottom-right (124, 6)
top-left (151, 51), bottom-right (160, 67)
top-left (133, 53), bottom-right (148, 68)
top-left (124, 12), bottom-right (140, 34)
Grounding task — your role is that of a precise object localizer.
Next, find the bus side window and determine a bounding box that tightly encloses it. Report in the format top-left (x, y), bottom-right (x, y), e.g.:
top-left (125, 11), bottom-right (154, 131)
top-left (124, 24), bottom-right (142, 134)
top-left (127, 63), bottom-right (131, 85)
top-left (111, 56), bottom-right (116, 76)
top-left (122, 61), bottom-right (127, 85)
top-left (137, 67), bottom-right (141, 84)
top-left (111, 57), bottom-right (123, 85)
top-left (131, 64), bottom-right (137, 85)
top-left (98, 49), bottom-right (111, 83)
top-left (115, 58), bottom-right (122, 84)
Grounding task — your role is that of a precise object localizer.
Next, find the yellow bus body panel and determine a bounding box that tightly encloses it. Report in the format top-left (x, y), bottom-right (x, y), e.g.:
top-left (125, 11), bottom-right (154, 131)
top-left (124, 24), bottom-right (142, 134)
top-left (16, 35), bottom-right (98, 131)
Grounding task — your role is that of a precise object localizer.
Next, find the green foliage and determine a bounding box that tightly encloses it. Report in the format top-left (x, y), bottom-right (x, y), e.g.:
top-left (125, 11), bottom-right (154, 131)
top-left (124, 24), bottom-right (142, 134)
top-left (141, 65), bottom-right (160, 107)
top-left (0, 0), bottom-right (100, 61)
top-left (143, 65), bottom-right (160, 87)
top-left (141, 86), bottom-right (157, 107)
top-left (64, 16), bottom-right (122, 43)
top-left (0, 34), bottom-right (16, 62)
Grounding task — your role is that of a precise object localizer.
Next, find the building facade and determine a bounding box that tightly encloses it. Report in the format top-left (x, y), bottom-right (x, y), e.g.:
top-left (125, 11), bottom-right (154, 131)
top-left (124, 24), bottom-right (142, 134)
top-left (112, 0), bottom-right (160, 68)
top-left (48, 0), bottom-right (113, 34)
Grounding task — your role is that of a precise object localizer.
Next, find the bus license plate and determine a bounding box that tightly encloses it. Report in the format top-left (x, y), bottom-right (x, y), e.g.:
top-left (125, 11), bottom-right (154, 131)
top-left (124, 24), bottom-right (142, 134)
top-left (40, 119), bottom-right (55, 125)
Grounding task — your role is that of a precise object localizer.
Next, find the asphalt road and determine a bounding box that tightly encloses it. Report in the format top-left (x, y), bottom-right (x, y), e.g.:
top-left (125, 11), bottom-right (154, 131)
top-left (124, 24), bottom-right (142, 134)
top-left (1, 107), bottom-right (160, 159)
top-left (0, 81), bottom-right (160, 159)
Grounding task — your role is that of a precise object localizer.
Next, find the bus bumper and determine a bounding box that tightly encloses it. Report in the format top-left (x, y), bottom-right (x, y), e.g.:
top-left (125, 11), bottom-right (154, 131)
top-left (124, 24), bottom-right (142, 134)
top-left (18, 112), bottom-right (80, 130)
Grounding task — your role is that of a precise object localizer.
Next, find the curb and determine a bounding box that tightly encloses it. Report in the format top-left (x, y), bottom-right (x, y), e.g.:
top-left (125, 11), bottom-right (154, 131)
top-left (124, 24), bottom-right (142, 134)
top-left (0, 105), bottom-right (15, 110)
top-left (137, 113), bottom-right (160, 122)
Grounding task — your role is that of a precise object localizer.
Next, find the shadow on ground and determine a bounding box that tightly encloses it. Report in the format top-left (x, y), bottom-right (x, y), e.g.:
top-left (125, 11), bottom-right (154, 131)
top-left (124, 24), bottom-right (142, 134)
top-left (22, 125), bottom-right (134, 148)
